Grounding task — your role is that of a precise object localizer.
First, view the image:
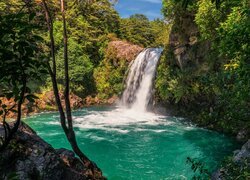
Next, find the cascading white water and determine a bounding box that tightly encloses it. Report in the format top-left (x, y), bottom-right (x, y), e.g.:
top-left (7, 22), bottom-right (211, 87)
top-left (71, 48), bottom-right (164, 132)
top-left (121, 48), bottom-right (163, 112)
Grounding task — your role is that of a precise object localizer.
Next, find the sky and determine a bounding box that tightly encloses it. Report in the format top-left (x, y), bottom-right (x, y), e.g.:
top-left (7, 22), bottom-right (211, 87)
top-left (114, 0), bottom-right (163, 20)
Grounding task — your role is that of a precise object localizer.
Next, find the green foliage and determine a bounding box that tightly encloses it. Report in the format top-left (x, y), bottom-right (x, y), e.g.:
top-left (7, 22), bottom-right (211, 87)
top-left (0, 6), bottom-right (46, 150)
top-left (221, 156), bottom-right (250, 179)
top-left (119, 14), bottom-right (169, 47)
top-left (0, 172), bottom-right (19, 180)
top-left (218, 2), bottom-right (250, 61)
top-left (0, 12), bottom-right (46, 104)
top-left (94, 47), bottom-right (128, 99)
top-left (204, 0), bottom-right (250, 131)
top-left (162, 0), bottom-right (185, 19)
top-left (195, 0), bottom-right (242, 40)
top-left (41, 0), bottom-right (123, 98)
top-left (150, 19), bottom-right (171, 47)
top-left (66, 0), bottom-right (120, 66)
top-left (119, 14), bottom-right (154, 47)
top-left (195, 0), bottom-right (223, 40)
top-left (159, 0), bottom-right (250, 135)
top-left (55, 37), bottom-right (95, 97)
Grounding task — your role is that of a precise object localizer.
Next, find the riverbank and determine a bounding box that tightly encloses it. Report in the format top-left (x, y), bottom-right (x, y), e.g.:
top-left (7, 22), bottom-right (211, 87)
top-left (2, 89), bottom-right (248, 142)
top-left (0, 91), bottom-right (118, 120)
top-left (2, 88), bottom-right (247, 142)
top-left (153, 100), bottom-right (249, 142)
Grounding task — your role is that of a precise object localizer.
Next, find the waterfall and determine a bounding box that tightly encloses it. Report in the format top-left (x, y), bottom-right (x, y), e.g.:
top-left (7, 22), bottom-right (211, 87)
top-left (121, 48), bottom-right (163, 112)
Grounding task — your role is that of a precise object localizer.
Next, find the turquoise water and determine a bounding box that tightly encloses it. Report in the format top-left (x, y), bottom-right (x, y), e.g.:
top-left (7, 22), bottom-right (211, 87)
top-left (24, 106), bottom-right (238, 179)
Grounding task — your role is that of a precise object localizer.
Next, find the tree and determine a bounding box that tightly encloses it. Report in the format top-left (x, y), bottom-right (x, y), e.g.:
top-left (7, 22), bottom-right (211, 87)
top-left (119, 14), bottom-right (154, 47)
top-left (182, 0), bottom-right (222, 8)
top-left (66, 0), bottom-right (120, 66)
top-left (45, 0), bottom-right (121, 97)
top-left (55, 38), bottom-right (95, 97)
top-left (41, 0), bottom-right (101, 176)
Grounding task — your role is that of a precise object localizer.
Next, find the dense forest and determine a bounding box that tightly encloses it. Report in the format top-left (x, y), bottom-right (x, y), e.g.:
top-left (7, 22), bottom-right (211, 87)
top-left (156, 0), bottom-right (250, 137)
top-left (0, 0), bottom-right (169, 99)
top-left (0, 0), bottom-right (249, 179)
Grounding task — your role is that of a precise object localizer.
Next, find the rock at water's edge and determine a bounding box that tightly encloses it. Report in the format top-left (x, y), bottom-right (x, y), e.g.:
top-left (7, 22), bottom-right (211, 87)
top-left (0, 122), bottom-right (105, 180)
top-left (212, 139), bottom-right (250, 180)
top-left (233, 139), bottom-right (250, 165)
top-left (236, 129), bottom-right (249, 142)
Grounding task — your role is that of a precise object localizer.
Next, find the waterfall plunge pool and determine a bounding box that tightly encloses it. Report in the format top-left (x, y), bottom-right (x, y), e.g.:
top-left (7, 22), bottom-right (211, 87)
top-left (25, 48), bottom-right (238, 179)
top-left (24, 106), bottom-right (238, 179)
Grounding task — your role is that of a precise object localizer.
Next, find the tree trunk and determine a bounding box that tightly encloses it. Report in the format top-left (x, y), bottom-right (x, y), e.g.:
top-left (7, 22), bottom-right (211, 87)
top-left (42, 0), bottom-right (100, 176)
top-left (59, 0), bottom-right (95, 167)
top-left (0, 77), bottom-right (26, 151)
top-left (41, 0), bottom-right (68, 133)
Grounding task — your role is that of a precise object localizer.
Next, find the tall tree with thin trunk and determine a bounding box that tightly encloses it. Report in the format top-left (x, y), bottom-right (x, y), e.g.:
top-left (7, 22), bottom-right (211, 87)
top-left (41, 0), bottom-right (102, 177)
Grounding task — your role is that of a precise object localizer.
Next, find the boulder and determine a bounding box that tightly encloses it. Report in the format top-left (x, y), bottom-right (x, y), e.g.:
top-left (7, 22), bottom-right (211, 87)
top-left (107, 95), bottom-right (118, 105)
top-left (212, 140), bottom-right (250, 180)
top-left (236, 129), bottom-right (249, 142)
top-left (233, 139), bottom-right (250, 165)
top-left (0, 122), bottom-right (105, 180)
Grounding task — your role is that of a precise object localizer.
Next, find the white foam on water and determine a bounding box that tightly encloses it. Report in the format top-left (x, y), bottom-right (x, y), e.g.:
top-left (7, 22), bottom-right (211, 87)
top-left (38, 48), bottom-right (190, 134)
top-left (71, 48), bottom-right (175, 133)
top-left (46, 121), bottom-right (60, 125)
top-left (73, 107), bottom-right (174, 133)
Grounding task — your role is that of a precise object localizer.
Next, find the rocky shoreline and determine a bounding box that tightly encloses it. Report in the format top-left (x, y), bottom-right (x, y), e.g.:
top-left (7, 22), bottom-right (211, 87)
top-left (0, 122), bottom-right (105, 180)
top-left (212, 140), bottom-right (250, 180)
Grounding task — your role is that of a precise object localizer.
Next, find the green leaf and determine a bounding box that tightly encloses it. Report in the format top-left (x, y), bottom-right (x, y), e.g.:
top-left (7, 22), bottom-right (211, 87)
top-left (29, 13), bottom-right (36, 21)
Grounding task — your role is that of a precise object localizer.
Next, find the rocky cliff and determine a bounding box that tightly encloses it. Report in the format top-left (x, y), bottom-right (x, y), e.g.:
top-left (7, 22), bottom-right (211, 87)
top-left (168, 12), bottom-right (210, 70)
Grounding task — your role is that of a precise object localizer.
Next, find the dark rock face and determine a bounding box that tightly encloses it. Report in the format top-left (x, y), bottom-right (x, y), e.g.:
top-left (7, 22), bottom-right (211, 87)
top-left (169, 12), bottom-right (210, 70)
top-left (233, 139), bottom-right (250, 165)
top-left (0, 123), bottom-right (105, 180)
top-left (211, 168), bottom-right (225, 180)
top-left (236, 129), bottom-right (249, 142)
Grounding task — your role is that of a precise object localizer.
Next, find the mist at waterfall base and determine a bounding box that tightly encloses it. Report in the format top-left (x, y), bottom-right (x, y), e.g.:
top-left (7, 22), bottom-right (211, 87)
top-left (25, 49), bottom-right (238, 179)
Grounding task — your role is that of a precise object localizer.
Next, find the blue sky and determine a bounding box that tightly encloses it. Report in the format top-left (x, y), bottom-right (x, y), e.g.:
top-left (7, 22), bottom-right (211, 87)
top-left (114, 0), bottom-right (163, 20)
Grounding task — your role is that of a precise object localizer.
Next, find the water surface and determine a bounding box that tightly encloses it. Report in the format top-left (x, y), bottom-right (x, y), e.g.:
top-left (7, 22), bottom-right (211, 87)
top-left (25, 106), bottom-right (238, 179)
